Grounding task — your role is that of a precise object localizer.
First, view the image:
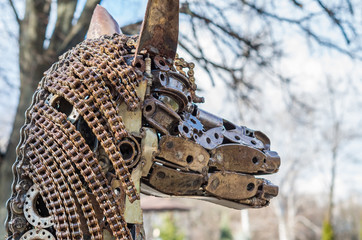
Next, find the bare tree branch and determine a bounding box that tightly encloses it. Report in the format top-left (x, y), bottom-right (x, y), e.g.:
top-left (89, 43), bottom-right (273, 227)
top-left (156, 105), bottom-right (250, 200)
top-left (316, 0), bottom-right (351, 44)
top-left (47, 0), bottom-right (78, 53)
top-left (8, 0), bottom-right (20, 24)
top-left (241, 0), bottom-right (361, 59)
top-left (58, 0), bottom-right (101, 55)
top-left (181, 3), bottom-right (260, 51)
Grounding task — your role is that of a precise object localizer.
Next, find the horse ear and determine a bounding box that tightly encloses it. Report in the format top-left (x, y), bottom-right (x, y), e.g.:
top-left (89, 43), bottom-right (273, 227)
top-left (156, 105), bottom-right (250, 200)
top-left (86, 5), bottom-right (121, 39)
top-left (135, 0), bottom-right (179, 61)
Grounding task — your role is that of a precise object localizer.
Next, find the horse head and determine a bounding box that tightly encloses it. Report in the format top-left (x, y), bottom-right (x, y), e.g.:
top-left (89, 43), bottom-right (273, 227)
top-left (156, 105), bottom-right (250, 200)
top-left (6, 1), bottom-right (280, 239)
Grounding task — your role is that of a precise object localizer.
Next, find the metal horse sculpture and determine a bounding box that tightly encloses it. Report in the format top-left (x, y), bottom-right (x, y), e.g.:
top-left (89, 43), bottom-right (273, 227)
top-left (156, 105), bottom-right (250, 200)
top-left (5, 1), bottom-right (280, 239)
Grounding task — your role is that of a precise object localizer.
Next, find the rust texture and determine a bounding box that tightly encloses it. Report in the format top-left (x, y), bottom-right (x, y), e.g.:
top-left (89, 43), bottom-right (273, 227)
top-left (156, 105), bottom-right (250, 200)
top-left (135, 0), bottom-right (179, 60)
top-left (6, 1), bottom-right (280, 240)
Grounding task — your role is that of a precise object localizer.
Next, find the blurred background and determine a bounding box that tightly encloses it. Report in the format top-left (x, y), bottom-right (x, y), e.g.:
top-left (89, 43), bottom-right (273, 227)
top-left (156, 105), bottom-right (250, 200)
top-left (0, 0), bottom-right (361, 239)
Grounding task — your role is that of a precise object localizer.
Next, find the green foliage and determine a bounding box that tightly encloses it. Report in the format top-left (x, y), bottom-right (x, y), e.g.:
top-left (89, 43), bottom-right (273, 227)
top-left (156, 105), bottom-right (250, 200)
top-left (321, 220), bottom-right (334, 240)
top-left (159, 213), bottom-right (185, 240)
top-left (220, 225), bottom-right (233, 240)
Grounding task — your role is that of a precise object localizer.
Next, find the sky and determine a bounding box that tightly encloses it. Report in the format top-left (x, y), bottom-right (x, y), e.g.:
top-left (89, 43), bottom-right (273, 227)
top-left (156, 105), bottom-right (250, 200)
top-left (0, 0), bottom-right (361, 201)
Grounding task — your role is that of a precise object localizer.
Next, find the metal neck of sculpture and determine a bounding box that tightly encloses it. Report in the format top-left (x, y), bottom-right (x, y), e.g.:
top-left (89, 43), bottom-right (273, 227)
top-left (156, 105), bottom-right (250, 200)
top-left (5, 1), bottom-right (280, 240)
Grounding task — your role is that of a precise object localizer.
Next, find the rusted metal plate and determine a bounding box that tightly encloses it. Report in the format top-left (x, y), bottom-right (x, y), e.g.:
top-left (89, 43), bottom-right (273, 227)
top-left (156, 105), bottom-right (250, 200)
top-left (141, 128), bottom-right (158, 177)
top-left (124, 164), bottom-right (143, 224)
top-left (210, 144), bottom-right (280, 174)
top-left (118, 79), bottom-right (147, 134)
top-left (205, 172), bottom-right (263, 200)
top-left (149, 164), bottom-right (204, 195)
top-left (157, 135), bottom-right (209, 173)
top-left (135, 0), bottom-right (179, 60)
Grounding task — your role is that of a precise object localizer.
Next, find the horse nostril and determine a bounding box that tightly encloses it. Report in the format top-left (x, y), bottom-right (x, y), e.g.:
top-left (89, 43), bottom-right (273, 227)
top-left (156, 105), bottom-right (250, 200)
top-left (145, 105), bottom-right (153, 112)
top-left (247, 183), bottom-right (255, 191)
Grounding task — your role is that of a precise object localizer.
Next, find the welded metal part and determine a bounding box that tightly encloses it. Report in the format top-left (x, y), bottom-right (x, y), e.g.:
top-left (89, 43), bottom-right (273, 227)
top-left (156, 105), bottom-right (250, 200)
top-left (124, 163), bottom-right (143, 224)
top-left (148, 164), bottom-right (204, 195)
top-left (135, 0), bottom-right (179, 60)
top-left (223, 126), bottom-right (265, 150)
top-left (195, 126), bottom-right (224, 150)
top-left (195, 107), bottom-right (223, 130)
top-left (140, 128), bottom-right (158, 177)
top-left (178, 112), bottom-right (204, 140)
top-left (152, 70), bottom-right (192, 112)
top-left (254, 130), bottom-right (271, 150)
top-left (118, 136), bottom-right (141, 168)
top-left (23, 184), bottom-right (54, 228)
top-left (205, 172), bottom-right (264, 200)
top-left (6, 2), bottom-right (281, 239)
top-left (157, 135), bottom-right (209, 173)
top-left (20, 229), bottom-right (55, 240)
top-left (210, 144), bottom-right (280, 174)
top-left (143, 97), bottom-right (181, 135)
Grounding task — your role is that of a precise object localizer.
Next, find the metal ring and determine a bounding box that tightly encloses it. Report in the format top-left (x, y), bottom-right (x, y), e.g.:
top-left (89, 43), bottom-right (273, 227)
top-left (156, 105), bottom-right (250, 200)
top-left (154, 55), bottom-right (170, 71)
top-left (23, 184), bottom-right (54, 228)
top-left (118, 136), bottom-right (141, 168)
top-left (20, 229), bottom-right (55, 240)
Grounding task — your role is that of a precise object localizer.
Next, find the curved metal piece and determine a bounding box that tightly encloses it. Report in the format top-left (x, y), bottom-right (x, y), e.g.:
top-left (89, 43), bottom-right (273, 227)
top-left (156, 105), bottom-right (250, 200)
top-left (195, 126), bottom-right (224, 150)
top-left (135, 0), bottom-right (179, 61)
top-left (118, 136), bottom-right (141, 168)
top-left (20, 229), bottom-right (55, 240)
top-left (23, 184), bottom-right (54, 229)
top-left (210, 144), bottom-right (280, 174)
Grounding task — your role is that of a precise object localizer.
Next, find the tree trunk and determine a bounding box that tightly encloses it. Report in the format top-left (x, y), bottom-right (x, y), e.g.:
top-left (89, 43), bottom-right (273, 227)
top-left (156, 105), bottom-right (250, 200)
top-left (0, 1), bottom-right (52, 236)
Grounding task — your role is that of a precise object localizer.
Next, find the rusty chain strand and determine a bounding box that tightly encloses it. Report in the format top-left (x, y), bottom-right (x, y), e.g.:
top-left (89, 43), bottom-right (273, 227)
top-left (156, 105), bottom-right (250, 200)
top-left (25, 137), bottom-right (72, 240)
top-left (5, 89), bottom-right (43, 237)
top-left (75, 39), bottom-right (140, 109)
top-left (7, 34), bottom-right (142, 239)
top-left (33, 101), bottom-right (132, 239)
top-left (43, 71), bottom-right (139, 202)
top-left (31, 110), bottom-right (103, 239)
top-left (26, 125), bottom-right (84, 239)
top-left (43, 41), bottom-right (140, 202)
top-left (70, 60), bottom-right (126, 141)
top-left (25, 169), bottom-right (71, 240)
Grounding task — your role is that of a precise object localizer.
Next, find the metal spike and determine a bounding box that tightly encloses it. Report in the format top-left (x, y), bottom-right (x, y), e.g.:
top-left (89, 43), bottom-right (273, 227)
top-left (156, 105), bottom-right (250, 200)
top-left (135, 0), bottom-right (179, 61)
top-left (86, 5), bottom-right (121, 39)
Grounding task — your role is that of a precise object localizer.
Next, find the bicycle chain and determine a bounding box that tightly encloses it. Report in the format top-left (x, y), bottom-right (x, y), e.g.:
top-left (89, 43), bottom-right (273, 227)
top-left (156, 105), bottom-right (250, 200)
top-left (43, 35), bottom-right (140, 202)
top-left (26, 126), bottom-right (83, 240)
top-left (44, 69), bottom-right (138, 202)
top-left (31, 113), bottom-right (101, 239)
top-left (33, 101), bottom-right (132, 239)
top-left (6, 34), bottom-right (142, 239)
